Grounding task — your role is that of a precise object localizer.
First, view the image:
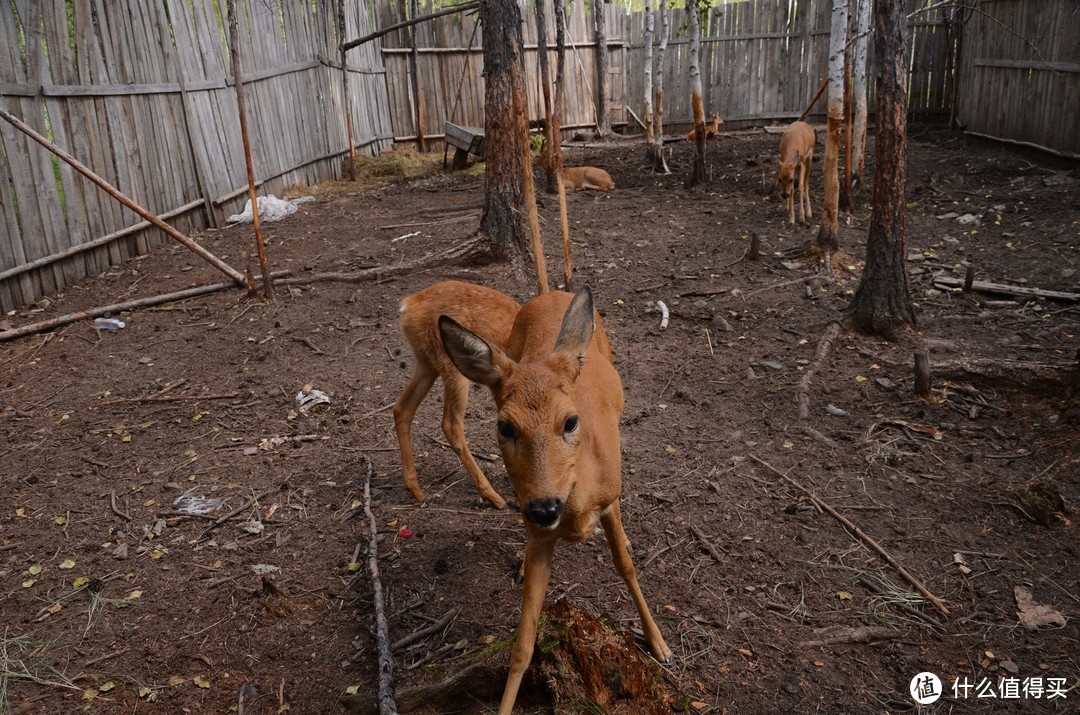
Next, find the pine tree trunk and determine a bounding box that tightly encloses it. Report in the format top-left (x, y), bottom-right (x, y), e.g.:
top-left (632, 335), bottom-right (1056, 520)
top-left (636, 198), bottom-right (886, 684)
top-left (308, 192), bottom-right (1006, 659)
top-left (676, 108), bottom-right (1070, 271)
top-left (851, 0), bottom-right (871, 192)
top-left (480, 0), bottom-right (537, 268)
top-left (815, 0), bottom-right (848, 260)
top-left (848, 0), bottom-right (915, 338)
top-left (688, 1), bottom-right (706, 186)
top-left (593, 0), bottom-right (611, 138)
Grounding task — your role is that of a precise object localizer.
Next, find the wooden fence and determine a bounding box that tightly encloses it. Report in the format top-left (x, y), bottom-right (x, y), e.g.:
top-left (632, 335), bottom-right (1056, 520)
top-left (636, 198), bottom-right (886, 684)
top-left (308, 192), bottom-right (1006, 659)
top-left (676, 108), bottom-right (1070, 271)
top-left (956, 0), bottom-right (1080, 158)
top-left (0, 0), bottom-right (392, 313)
top-left (1, 0), bottom-right (1074, 313)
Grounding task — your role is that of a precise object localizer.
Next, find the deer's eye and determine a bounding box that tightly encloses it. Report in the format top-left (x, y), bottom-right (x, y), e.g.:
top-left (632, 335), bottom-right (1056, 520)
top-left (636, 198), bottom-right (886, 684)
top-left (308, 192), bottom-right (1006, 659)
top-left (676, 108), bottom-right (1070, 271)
top-left (497, 420), bottom-right (516, 441)
top-left (563, 416), bottom-right (579, 435)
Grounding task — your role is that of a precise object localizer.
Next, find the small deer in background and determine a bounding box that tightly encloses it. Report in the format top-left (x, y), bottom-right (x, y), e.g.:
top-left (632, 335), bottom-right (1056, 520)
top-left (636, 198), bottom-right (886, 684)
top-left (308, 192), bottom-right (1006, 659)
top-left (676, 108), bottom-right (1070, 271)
top-left (687, 113), bottom-right (724, 142)
top-left (439, 286), bottom-right (673, 715)
top-left (393, 280), bottom-right (520, 509)
top-left (777, 120), bottom-right (816, 226)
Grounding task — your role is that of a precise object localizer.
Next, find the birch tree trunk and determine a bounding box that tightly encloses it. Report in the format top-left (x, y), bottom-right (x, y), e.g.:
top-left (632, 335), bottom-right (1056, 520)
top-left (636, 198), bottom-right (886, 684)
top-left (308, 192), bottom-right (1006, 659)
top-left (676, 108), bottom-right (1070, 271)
top-left (593, 0), bottom-right (611, 138)
top-left (688, 0), bottom-right (706, 186)
top-left (553, 0), bottom-right (572, 288)
top-left (847, 0), bottom-right (915, 338)
top-left (643, 0), bottom-right (655, 161)
top-left (851, 0), bottom-right (871, 195)
top-left (815, 0), bottom-right (848, 266)
top-left (481, 0), bottom-right (547, 293)
top-left (653, 0), bottom-right (670, 173)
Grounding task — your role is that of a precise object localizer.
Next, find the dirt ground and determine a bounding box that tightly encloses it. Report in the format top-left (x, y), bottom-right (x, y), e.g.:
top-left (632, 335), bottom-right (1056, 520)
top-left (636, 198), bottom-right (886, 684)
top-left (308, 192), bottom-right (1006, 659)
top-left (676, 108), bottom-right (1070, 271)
top-left (1, 129), bottom-right (1078, 714)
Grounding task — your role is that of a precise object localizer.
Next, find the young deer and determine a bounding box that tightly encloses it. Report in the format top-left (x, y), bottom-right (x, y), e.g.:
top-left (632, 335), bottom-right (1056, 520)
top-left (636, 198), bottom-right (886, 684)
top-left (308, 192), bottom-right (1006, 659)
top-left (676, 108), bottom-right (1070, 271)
top-left (439, 287), bottom-right (673, 715)
top-left (394, 281), bottom-right (520, 509)
top-left (686, 113), bottom-right (724, 142)
top-left (777, 120), bottom-right (816, 226)
top-left (535, 149), bottom-right (615, 191)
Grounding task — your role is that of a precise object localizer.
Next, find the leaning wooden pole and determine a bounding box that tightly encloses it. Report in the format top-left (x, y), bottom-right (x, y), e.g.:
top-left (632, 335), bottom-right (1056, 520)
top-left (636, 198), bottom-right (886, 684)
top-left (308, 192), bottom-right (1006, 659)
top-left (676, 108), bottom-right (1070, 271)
top-left (228, 0), bottom-right (274, 300)
top-left (0, 105), bottom-right (246, 286)
top-left (342, 1), bottom-right (479, 52)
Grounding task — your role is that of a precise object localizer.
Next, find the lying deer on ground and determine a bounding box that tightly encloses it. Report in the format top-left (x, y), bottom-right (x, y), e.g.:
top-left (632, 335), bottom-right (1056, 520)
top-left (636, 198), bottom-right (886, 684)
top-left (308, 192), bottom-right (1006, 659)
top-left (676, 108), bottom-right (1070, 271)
top-left (439, 287), bottom-right (673, 715)
top-left (536, 149), bottom-right (615, 191)
top-left (777, 120), bottom-right (816, 226)
top-left (686, 113), bottom-right (724, 142)
top-left (394, 280), bottom-right (520, 509)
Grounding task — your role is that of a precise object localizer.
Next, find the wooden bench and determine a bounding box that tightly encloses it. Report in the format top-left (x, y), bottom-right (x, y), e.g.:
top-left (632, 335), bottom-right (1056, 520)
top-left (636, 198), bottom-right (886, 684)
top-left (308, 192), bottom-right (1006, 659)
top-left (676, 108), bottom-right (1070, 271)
top-left (444, 121), bottom-right (485, 169)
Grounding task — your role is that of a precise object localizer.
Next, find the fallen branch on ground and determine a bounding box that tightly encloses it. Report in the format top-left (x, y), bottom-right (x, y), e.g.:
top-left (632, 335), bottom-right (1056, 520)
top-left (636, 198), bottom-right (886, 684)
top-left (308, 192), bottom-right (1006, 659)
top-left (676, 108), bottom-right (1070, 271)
top-left (932, 276), bottom-right (1079, 302)
top-left (392, 609), bottom-right (459, 654)
top-left (797, 321), bottom-right (842, 420)
top-left (800, 625), bottom-right (900, 648)
top-left (361, 454), bottom-right (398, 715)
top-left (749, 454), bottom-right (950, 617)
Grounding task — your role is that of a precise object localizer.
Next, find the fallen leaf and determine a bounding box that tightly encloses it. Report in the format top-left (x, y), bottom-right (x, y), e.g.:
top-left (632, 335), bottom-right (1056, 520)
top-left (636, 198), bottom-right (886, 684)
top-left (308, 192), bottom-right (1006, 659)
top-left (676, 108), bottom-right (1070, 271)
top-left (138, 686), bottom-right (153, 698)
top-left (28, 564), bottom-right (42, 575)
top-left (126, 589), bottom-right (143, 600)
top-left (21, 579), bottom-right (36, 588)
top-left (99, 682), bottom-right (116, 693)
top-left (168, 675), bottom-right (187, 687)
top-left (1015, 586), bottom-right (1066, 629)
top-left (837, 591), bottom-right (852, 601)
top-left (82, 690), bottom-right (97, 701)
top-left (193, 675), bottom-right (210, 689)
top-left (54, 516), bottom-right (67, 526)
top-left (59, 559), bottom-right (76, 569)
top-left (16, 507), bottom-right (26, 517)
top-left (737, 648), bottom-right (753, 658)
top-left (73, 577), bottom-right (90, 589)
top-left (345, 686), bottom-right (359, 695)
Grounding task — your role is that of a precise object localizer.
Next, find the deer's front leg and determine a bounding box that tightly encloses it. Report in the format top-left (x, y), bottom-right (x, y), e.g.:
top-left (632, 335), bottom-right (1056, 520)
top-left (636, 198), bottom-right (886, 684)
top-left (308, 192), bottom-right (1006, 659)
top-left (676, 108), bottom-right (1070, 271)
top-left (498, 536), bottom-right (555, 715)
top-left (601, 502), bottom-right (673, 664)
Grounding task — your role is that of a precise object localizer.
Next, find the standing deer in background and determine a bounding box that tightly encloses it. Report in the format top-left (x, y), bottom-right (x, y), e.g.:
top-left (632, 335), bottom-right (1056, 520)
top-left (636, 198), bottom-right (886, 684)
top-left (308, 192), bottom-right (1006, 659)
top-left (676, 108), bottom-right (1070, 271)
top-left (394, 280), bottom-right (521, 509)
top-left (777, 120), bottom-right (817, 226)
top-left (439, 287), bottom-right (673, 715)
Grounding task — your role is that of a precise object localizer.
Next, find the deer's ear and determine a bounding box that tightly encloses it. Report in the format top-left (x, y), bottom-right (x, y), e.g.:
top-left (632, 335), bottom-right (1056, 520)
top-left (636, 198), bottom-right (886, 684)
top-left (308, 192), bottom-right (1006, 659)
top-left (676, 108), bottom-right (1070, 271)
top-left (552, 287), bottom-right (596, 377)
top-left (439, 316), bottom-right (509, 388)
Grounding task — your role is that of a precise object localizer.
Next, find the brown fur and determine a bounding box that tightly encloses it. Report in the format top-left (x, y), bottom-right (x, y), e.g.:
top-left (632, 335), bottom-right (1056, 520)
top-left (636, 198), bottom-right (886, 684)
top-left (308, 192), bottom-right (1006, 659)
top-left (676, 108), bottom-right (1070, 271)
top-left (686, 113), bottom-right (724, 142)
top-left (394, 281), bottom-right (520, 509)
top-left (777, 120), bottom-right (816, 226)
top-left (535, 150), bottom-right (615, 191)
top-left (439, 288), bottom-right (672, 715)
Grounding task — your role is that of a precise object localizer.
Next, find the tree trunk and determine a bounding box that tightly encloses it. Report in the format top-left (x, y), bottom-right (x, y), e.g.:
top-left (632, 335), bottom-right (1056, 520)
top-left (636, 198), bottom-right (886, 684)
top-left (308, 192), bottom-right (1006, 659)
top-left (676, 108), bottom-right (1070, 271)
top-left (552, 0), bottom-right (567, 173)
top-left (643, 0), bottom-right (655, 162)
top-left (407, 0), bottom-right (426, 151)
top-left (593, 0), bottom-right (611, 138)
top-left (688, 1), bottom-right (706, 187)
top-left (840, 50), bottom-right (853, 213)
top-left (535, 0), bottom-right (556, 193)
top-left (815, 0), bottom-right (847, 262)
top-left (851, 0), bottom-right (871, 195)
top-left (847, 0), bottom-right (915, 338)
top-left (652, 0), bottom-right (670, 174)
top-left (480, 0), bottom-right (541, 279)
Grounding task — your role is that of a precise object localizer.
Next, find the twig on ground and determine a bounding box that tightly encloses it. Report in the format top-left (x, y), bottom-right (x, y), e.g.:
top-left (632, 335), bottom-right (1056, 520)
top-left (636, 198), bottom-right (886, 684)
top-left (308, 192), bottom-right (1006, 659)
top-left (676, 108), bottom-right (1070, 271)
top-left (800, 625), bottom-right (900, 648)
top-left (797, 321), bottom-right (843, 420)
top-left (109, 491), bottom-right (130, 522)
top-left (392, 609), bottom-right (459, 653)
top-left (745, 273), bottom-right (832, 298)
top-left (689, 524), bottom-right (726, 564)
top-left (197, 486), bottom-right (280, 543)
top-left (293, 337), bottom-right (325, 354)
top-left (749, 454), bottom-right (950, 617)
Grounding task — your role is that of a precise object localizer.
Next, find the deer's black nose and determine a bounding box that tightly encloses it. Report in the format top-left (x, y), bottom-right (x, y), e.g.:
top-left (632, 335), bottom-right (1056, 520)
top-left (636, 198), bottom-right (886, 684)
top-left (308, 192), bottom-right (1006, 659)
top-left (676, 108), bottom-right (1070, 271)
top-left (780, 192), bottom-right (790, 199)
top-left (523, 498), bottom-right (564, 528)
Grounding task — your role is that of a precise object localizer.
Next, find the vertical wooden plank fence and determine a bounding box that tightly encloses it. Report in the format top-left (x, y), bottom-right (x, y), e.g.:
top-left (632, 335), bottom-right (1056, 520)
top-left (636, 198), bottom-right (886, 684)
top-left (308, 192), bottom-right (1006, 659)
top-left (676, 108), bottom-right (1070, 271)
top-left (2, 0), bottom-right (1075, 313)
top-left (956, 0), bottom-right (1079, 158)
top-left (0, 0), bottom-right (392, 313)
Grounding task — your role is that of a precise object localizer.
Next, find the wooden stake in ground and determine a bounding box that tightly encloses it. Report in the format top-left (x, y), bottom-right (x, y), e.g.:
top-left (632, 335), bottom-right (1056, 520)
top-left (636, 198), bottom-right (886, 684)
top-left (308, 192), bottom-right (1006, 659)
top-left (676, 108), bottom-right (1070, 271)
top-left (0, 105), bottom-right (245, 287)
top-left (228, 0), bottom-right (274, 300)
top-left (338, 0), bottom-right (358, 177)
top-left (749, 454), bottom-right (950, 617)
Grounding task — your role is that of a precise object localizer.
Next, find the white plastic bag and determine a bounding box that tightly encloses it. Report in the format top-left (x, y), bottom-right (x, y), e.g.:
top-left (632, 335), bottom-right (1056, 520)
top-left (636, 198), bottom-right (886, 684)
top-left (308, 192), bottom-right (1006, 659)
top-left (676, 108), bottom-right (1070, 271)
top-left (227, 195), bottom-right (314, 224)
